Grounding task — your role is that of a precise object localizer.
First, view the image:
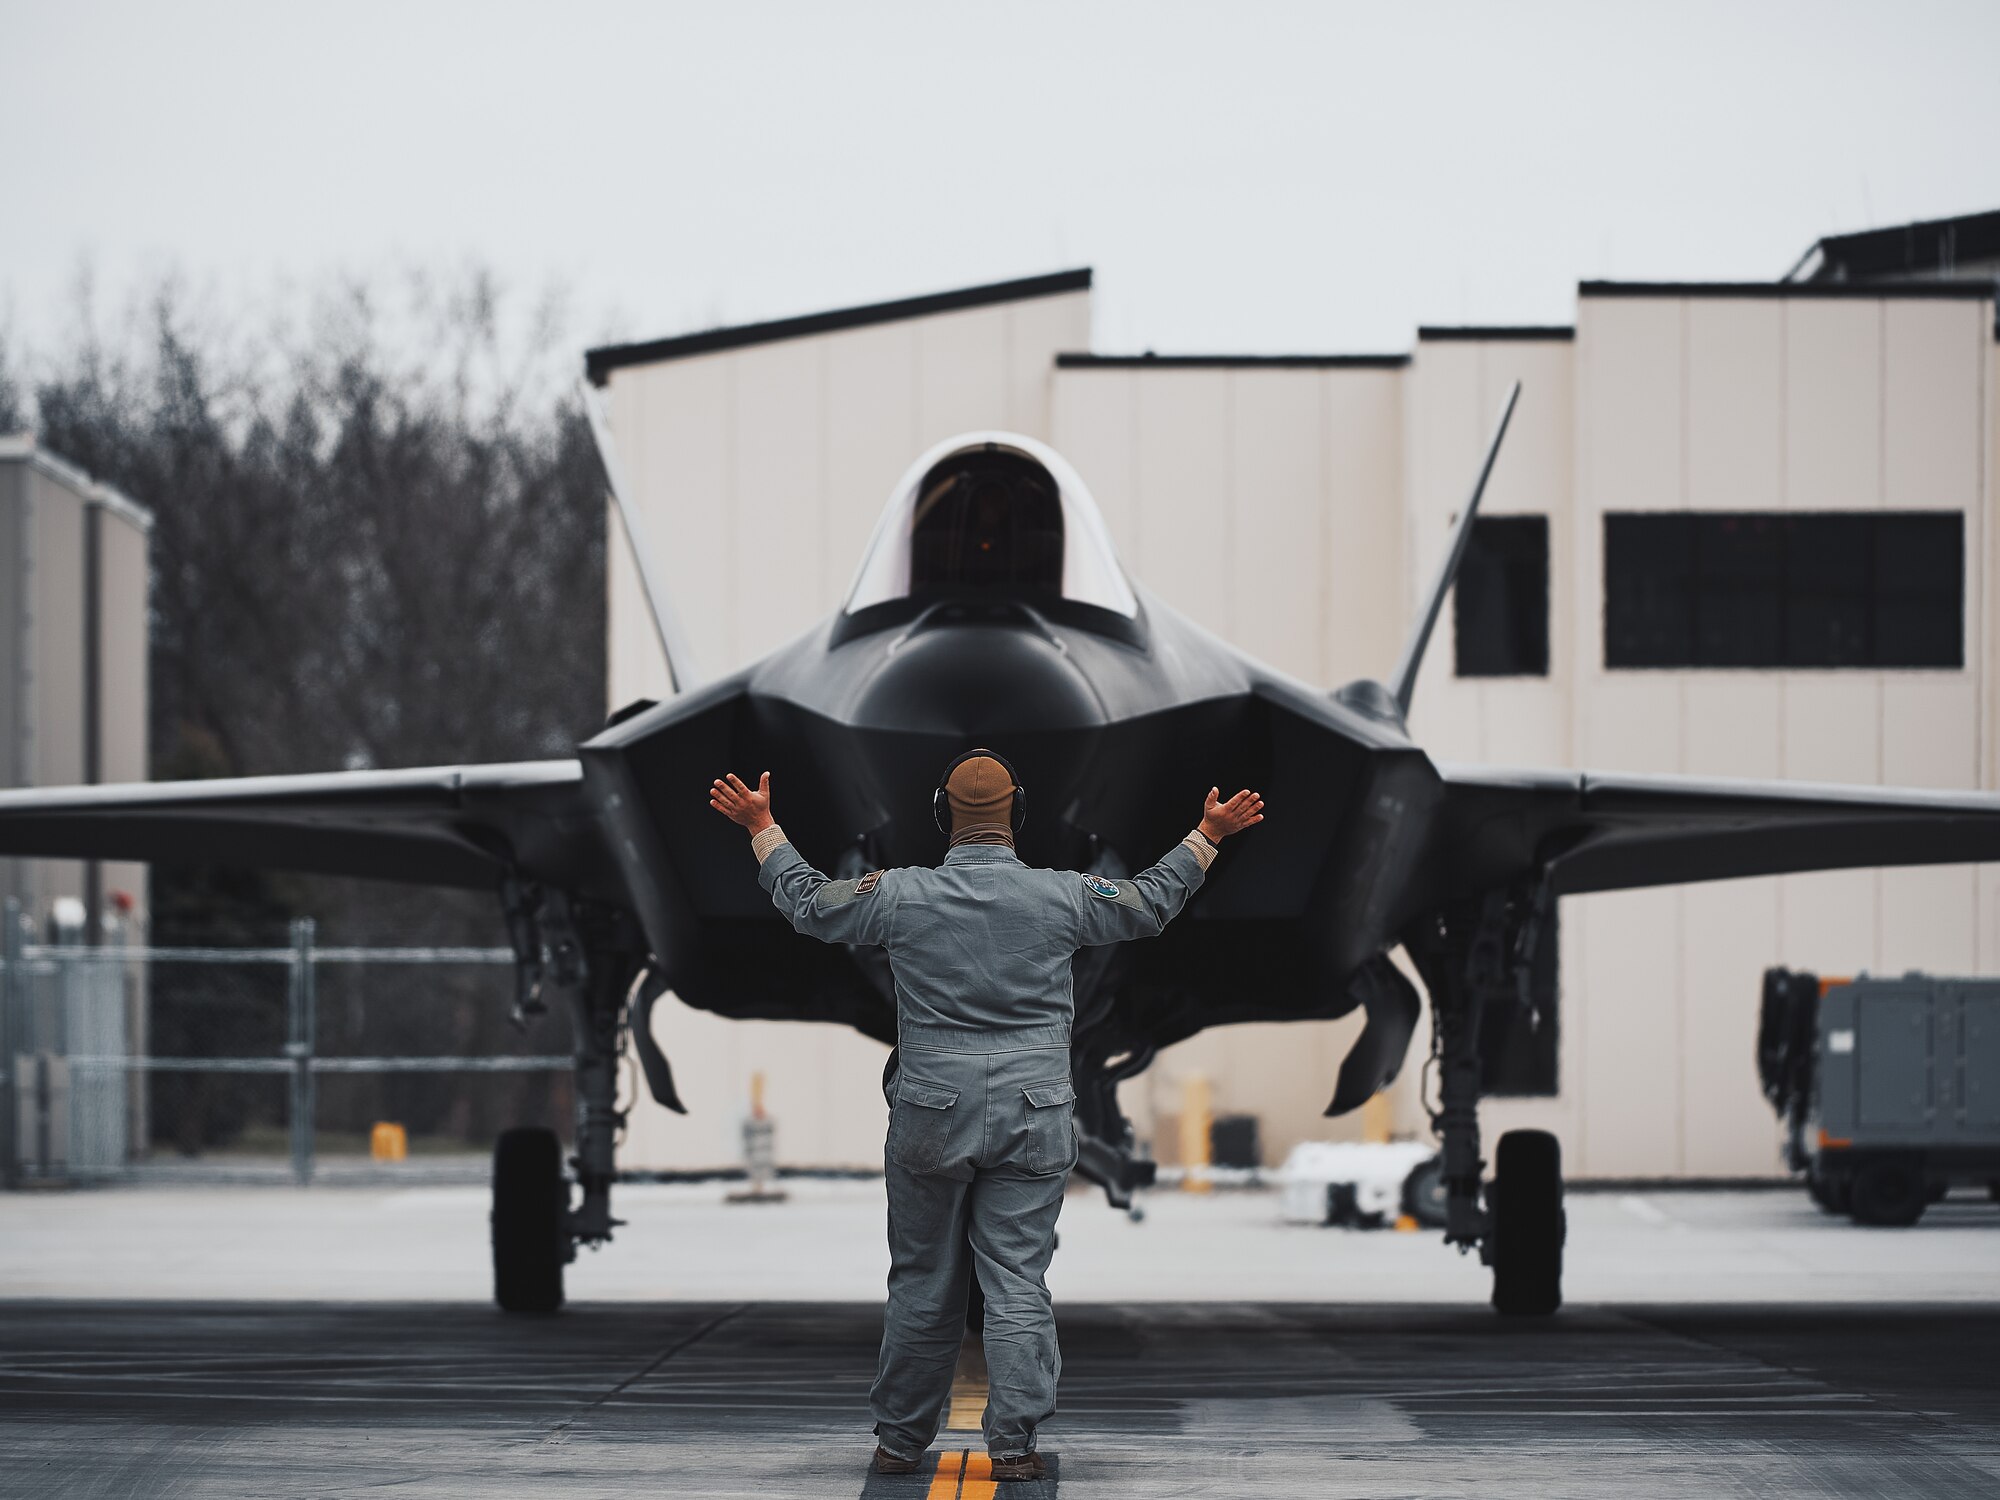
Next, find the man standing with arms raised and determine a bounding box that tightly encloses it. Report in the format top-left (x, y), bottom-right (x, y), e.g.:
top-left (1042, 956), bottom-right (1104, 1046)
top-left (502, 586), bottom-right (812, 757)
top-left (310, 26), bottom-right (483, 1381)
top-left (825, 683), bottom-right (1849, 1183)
top-left (711, 751), bottom-right (1264, 1481)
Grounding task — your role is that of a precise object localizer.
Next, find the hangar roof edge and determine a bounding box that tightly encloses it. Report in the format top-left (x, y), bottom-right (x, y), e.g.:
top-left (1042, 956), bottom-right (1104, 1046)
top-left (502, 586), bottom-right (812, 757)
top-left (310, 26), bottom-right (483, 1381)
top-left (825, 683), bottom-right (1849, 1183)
top-left (1055, 352), bottom-right (1408, 370)
top-left (585, 268), bottom-right (1093, 384)
top-left (1417, 325), bottom-right (1574, 342)
top-left (0, 434), bottom-right (154, 531)
top-left (1580, 279), bottom-right (1994, 301)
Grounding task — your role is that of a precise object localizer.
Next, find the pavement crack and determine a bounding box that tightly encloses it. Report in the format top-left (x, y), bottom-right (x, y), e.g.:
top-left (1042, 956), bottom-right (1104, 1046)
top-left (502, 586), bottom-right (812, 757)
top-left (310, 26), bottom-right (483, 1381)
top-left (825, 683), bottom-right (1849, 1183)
top-left (541, 1304), bottom-right (749, 1444)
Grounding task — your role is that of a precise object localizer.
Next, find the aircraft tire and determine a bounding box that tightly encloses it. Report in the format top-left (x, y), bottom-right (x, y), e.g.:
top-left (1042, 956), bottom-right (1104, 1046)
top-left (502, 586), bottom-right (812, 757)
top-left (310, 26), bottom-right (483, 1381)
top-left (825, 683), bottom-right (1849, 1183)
top-left (1401, 1154), bottom-right (1450, 1230)
top-left (1848, 1156), bottom-right (1926, 1227)
top-left (1489, 1130), bottom-right (1564, 1317)
top-left (492, 1127), bottom-right (567, 1313)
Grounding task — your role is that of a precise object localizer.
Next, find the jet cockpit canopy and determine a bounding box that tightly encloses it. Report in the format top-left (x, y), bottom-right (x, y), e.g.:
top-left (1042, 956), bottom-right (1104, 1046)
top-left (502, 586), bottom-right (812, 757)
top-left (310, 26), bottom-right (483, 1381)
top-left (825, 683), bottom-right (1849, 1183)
top-left (844, 433), bottom-right (1138, 621)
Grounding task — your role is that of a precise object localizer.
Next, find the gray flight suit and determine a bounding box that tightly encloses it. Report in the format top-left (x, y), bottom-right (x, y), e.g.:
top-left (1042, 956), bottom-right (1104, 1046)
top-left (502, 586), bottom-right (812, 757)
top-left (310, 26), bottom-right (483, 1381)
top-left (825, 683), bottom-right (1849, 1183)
top-left (757, 834), bottom-right (1208, 1458)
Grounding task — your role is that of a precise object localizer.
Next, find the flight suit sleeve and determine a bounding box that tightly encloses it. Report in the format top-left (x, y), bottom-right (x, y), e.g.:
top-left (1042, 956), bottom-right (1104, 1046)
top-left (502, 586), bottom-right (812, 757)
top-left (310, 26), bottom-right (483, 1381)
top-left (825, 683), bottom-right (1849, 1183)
top-left (1070, 832), bottom-right (1215, 947)
top-left (754, 828), bottom-right (895, 946)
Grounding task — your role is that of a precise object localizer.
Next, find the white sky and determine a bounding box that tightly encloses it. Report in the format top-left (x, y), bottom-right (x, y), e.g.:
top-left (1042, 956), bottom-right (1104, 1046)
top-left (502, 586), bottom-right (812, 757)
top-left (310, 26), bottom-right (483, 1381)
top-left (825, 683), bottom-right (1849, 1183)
top-left (3, 0), bottom-right (1998, 366)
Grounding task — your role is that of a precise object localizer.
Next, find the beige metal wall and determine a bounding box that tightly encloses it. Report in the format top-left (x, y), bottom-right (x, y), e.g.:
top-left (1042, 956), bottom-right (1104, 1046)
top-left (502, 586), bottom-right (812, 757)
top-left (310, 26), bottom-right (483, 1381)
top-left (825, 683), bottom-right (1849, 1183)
top-left (1556, 292), bottom-right (1995, 1177)
top-left (0, 442), bottom-right (152, 937)
top-left (607, 290), bottom-right (1091, 1170)
top-left (1049, 362), bottom-right (1411, 1161)
top-left (603, 281), bottom-right (1999, 1180)
top-left (1399, 334), bottom-right (1583, 1168)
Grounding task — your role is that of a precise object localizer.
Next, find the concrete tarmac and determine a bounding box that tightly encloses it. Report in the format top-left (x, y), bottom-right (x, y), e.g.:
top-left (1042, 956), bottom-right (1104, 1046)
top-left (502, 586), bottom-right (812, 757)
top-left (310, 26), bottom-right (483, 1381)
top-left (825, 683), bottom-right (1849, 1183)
top-left (3, 1186), bottom-right (1998, 1495)
top-left (2, 1300), bottom-right (1998, 1497)
top-left (6, 1178), bottom-right (1999, 1302)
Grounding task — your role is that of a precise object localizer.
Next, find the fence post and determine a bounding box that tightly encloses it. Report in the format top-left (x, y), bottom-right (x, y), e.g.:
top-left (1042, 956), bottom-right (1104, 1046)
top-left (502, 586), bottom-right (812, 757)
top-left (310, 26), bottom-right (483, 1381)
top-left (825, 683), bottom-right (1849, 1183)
top-left (1, 898), bottom-right (19, 1189)
top-left (287, 917), bottom-right (317, 1185)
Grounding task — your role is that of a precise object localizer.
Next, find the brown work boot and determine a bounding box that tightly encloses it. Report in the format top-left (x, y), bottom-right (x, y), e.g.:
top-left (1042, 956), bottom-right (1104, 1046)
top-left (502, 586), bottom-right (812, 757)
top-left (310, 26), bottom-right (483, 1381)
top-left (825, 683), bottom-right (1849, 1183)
top-left (990, 1451), bottom-right (1047, 1482)
top-left (872, 1446), bottom-right (920, 1475)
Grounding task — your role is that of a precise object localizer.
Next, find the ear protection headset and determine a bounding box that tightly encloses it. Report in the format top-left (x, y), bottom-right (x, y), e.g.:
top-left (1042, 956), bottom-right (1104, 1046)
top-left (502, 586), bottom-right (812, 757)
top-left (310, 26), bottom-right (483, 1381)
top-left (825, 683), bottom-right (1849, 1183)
top-left (932, 747), bottom-right (1028, 834)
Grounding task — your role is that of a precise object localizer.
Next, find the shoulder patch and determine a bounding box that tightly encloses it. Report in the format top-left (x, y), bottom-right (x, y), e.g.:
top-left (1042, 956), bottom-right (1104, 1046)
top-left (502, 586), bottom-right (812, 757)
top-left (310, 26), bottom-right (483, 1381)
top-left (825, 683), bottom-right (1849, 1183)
top-left (1084, 874), bottom-right (1120, 900)
top-left (817, 870), bottom-right (885, 909)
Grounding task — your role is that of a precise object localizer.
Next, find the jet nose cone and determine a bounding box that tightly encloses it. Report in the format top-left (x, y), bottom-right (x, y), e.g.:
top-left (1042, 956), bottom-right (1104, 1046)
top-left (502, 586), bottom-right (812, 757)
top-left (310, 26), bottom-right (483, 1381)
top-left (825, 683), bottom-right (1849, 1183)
top-left (855, 618), bottom-right (1104, 735)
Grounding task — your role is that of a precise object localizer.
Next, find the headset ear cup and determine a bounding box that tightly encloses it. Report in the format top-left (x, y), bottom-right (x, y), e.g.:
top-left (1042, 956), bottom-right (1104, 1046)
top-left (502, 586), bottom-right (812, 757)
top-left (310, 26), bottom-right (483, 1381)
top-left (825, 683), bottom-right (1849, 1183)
top-left (1012, 786), bottom-right (1027, 831)
top-left (933, 786), bottom-right (949, 835)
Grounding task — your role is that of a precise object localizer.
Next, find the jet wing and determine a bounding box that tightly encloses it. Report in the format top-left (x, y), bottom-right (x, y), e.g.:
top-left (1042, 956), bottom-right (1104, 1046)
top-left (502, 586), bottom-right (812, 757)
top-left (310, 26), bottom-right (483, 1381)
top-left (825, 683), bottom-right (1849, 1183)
top-left (1438, 763), bottom-right (2000, 897)
top-left (0, 761), bottom-right (613, 894)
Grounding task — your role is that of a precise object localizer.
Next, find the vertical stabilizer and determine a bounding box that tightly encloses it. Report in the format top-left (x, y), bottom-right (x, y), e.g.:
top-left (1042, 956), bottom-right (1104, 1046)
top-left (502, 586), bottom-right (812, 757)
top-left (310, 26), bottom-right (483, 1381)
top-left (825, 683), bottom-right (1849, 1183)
top-left (578, 380), bottom-right (701, 695)
top-left (1386, 381), bottom-right (1521, 719)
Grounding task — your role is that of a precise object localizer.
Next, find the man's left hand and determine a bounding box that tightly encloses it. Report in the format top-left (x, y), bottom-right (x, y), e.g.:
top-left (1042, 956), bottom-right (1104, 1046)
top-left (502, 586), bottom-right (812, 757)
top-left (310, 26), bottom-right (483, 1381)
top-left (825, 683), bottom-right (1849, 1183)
top-left (710, 772), bottom-right (775, 834)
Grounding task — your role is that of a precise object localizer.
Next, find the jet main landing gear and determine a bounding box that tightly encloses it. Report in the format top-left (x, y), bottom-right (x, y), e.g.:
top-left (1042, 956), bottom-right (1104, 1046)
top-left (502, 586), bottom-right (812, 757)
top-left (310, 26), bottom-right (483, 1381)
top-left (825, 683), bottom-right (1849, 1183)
top-left (1405, 885), bottom-right (1566, 1316)
top-left (1487, 1127), bottom-right (1565, 1315)
top-left (492, 1127), bottom-right (567, 1312)
top-left (491, 884), bottom-right (649, 1313)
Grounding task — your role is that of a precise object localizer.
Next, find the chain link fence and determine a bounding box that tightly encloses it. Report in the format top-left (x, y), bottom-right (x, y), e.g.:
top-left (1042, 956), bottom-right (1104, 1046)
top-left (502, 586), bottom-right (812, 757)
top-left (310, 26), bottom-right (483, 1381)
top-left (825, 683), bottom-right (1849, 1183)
top-left (2, 900), bottom-right (574, 1186)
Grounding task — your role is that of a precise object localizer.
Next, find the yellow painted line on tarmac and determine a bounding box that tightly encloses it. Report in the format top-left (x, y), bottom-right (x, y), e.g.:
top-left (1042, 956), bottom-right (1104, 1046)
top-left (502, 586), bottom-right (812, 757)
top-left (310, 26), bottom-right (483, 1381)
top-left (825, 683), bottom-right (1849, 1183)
top-left (925, 1449), bottom-right (964, 1500)
top-left (924, 1448), bottom-right (998, 1500)
top-left (959, 1451), bottom-right (996, 1499)
top-left (923, 1334), bottom-right (995, 1499)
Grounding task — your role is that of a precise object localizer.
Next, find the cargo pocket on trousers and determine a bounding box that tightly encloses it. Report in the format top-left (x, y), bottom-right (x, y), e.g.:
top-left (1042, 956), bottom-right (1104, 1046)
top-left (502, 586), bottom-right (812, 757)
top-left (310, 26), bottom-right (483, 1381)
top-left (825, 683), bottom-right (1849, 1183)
top-left (888, 1079), bottom-right (960, 1174)
top-left (1022, 1079), bottom-right (1078, 1175)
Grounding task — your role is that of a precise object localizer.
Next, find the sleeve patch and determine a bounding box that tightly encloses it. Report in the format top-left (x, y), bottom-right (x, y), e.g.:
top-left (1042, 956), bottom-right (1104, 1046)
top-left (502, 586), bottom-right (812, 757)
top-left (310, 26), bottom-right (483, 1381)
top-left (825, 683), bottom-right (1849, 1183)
top-left (1083, 873), bottom-right (1147, 910)
top-left (817, 871), bottom-right (884, 908)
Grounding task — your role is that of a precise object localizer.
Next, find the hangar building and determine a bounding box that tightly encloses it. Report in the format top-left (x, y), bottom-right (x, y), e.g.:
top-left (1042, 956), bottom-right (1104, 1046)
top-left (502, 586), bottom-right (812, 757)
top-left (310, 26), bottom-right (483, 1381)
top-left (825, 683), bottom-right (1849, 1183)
top-left (1, 437), bottom-right (152, 1177)
top-left (589, 209), bottom-right (2000, 1181)
top-left (0, 436), bottom-right (152, 941)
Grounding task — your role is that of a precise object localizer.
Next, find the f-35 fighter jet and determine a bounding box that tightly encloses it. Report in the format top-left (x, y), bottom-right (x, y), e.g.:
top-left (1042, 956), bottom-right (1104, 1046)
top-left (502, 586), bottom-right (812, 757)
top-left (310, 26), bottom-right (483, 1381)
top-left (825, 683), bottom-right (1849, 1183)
top-left (7, 382), bottom-right (1999, 1314)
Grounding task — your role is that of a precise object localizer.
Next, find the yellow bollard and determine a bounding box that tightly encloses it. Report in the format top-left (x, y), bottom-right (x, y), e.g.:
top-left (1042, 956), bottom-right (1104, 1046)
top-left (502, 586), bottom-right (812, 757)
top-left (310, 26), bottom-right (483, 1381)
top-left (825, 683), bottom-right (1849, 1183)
top-left (1362, 1089), bottom-right (1393, 1145)
top-left (1179, 1075), bottom-right (1211, 1193)
top-left (370, 1122), bottom-right (408, 1162)
top-left (727, 1069), bottom-right (787, 1203)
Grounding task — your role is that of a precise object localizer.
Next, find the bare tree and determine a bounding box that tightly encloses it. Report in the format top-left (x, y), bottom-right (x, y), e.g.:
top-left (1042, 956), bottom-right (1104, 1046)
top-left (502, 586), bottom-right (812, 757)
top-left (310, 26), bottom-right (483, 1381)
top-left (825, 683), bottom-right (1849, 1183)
top-left (24, 271), bottom-right (605, 1149)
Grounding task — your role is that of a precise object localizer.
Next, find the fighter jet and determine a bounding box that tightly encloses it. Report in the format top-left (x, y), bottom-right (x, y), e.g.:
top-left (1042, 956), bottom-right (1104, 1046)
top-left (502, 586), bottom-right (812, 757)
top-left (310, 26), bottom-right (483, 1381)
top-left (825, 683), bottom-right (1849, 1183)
top-left (7, 380), bottom-right (2000, 1315)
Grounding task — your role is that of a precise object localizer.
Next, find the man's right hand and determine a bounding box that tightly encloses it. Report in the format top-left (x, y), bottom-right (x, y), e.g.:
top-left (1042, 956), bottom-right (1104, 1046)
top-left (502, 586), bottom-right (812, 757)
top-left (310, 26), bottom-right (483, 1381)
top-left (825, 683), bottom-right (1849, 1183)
top-left (710, 772), bottom-right (775, 835)
top-left (1200, 787), bottom-right (1264, 842)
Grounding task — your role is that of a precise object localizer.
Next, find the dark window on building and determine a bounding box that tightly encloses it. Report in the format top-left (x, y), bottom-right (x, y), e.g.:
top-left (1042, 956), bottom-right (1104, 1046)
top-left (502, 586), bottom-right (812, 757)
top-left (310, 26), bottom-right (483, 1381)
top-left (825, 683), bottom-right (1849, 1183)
top-left (1604, 511), bottom-right (1962, 669)
top-left (1479, 905), bottom-right (1558, 1097)
top-left (1454, 515), bottom-right (1549, 677)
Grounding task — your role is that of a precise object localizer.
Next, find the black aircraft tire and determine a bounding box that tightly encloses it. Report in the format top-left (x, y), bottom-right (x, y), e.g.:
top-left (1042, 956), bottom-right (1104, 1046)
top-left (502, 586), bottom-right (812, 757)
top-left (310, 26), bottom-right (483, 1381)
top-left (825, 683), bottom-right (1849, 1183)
top-left (1490, 1130), bottom-right (1565, 1317)
top-left (1849, 1157), bottom-right (1927, 1228)
top-left (1402, 1155), bottom-right (1450, 1230)
top-left (493, 1128), bottom-right (568, 1313)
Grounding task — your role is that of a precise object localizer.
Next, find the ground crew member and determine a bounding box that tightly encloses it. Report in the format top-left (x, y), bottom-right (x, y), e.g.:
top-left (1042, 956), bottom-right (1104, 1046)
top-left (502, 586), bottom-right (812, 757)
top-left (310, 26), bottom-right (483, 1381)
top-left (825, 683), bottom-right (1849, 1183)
top-left (710, 751), bottom-right (1264, 1481)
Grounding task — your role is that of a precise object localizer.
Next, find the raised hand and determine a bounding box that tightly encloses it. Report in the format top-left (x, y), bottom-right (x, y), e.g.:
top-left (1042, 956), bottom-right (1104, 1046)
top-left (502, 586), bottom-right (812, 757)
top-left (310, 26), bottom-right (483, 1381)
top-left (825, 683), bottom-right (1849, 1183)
top-left (710, 772), bottom-right (775, 835)
top-left (1199, 787), bottom-right (1264, 843)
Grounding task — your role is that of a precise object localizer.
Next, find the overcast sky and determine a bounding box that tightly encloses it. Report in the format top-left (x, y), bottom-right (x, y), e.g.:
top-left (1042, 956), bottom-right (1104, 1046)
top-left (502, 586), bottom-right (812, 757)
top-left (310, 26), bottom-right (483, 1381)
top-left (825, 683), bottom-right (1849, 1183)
top-left (4, 0), bottom-right (1998, 369)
